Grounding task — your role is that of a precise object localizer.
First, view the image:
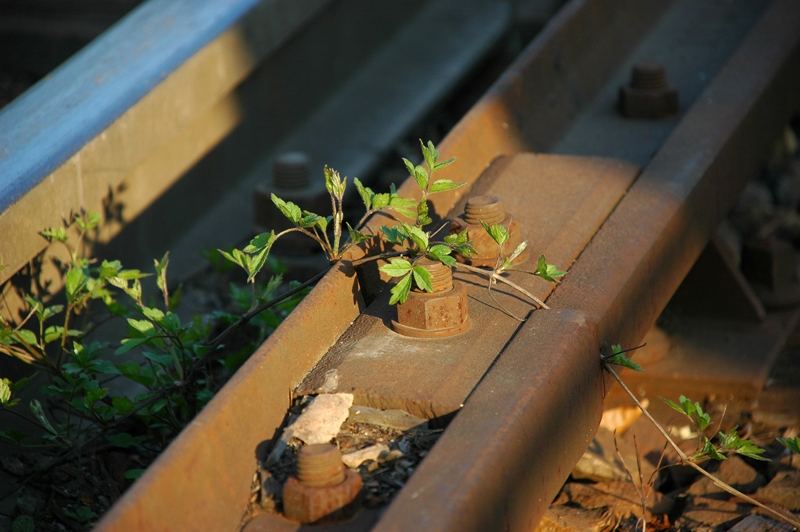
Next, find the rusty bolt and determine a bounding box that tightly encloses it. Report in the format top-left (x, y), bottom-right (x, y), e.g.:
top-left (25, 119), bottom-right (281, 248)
top-left (283, 444), bottom-right (362, 524)
top-left (451, 195), bottom-right (528, 267)
top-left (391, 259), bottom-right (470, 338)
top-left (272, 152), bottom-right (311, 189)
top-left (618, 63), bottom-right (678, 119)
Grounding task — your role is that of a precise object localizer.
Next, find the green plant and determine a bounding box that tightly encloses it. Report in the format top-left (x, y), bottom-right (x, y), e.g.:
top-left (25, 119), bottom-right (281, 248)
top-left (0, 212), bottom-right (305, 528)
top-left (219, 140), bottom-right (564, 312)
top-left (602, 347), bottom-right (800, 529)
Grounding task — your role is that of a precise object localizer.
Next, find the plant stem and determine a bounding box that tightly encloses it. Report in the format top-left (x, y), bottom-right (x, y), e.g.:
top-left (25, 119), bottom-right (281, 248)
top-left (455, 263), bottom-right (550, 309)
top-left (604, 362), bottom-right (800, 528)
top-left (205, 267), bottom-right (328, 348)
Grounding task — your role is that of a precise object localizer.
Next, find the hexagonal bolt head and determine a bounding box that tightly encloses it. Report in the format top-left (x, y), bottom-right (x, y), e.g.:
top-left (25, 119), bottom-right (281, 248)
top-left (618, 63), bottom-right (678, 119)
top-left (391, 262), bottom-right (470, 338)
top-left (452, 195), bottom-right (528, 267)
top-left (283, 444), bottom-right (363, 524)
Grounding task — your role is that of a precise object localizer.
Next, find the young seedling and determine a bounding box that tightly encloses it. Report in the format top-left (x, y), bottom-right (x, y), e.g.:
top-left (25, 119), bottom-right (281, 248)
top-left (602, 348), bottom-right (800, 529)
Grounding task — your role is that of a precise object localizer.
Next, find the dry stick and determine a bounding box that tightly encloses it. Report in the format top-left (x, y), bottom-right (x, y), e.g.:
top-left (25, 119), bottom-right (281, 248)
top-left (455, 262), bottom-right (550, 309)
top-left (604, 363), bottom-right (800, 528)
top-left (612, 431), bottom-right (647, 532)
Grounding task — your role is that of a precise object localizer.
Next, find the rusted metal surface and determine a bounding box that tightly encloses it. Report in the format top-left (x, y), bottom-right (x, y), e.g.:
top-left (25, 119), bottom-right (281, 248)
top-left (392, 259), bottom-right (470, 339)
top-left (379, 1), bottom-right (800, 529)
top-left (618, 63), bottom-right (679, 119)
top-left (97, 0), bottom-right (800, 529)
top-left (297, 154), bottom-right (638, 418)
top-left (376, 310), bottom-right (603, 531)
top-left (451, 195), bottom-right (527, 267)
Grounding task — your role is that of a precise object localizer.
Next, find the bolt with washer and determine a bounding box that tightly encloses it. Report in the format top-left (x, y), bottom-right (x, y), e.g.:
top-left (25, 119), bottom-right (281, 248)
top-left (450, 195), bottom-right (528, 268)
top-left (618, 63), bottom-right (678, 119)
top-left (282, 443), bottom-right (362, 524)
top-left (391, 258), bottom-right (470, 339)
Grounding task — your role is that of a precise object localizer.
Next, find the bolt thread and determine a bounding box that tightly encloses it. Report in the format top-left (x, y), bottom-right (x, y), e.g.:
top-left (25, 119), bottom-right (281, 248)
top-left (416, 258), bottom-right (453, 293)
top-left (297, 444), bottom-right (345, 488)
top-left (464, 195), bottom-right (505, 225)
top-left (273, 152), bottom-right (310, 189)
top-left (631, 64), bottom-right (667, 90)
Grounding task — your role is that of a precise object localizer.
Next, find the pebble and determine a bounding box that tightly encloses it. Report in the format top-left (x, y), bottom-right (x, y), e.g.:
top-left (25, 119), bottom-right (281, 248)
top-left (342, 443), bottom-right (390, 469)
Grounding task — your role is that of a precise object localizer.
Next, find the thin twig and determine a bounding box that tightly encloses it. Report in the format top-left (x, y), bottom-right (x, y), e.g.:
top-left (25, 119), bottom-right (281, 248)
top-left (604, 362), bottom-right (800, 528)
top-left (204, 268), bottom-right (328, 348)
top-left (455, 262), bottom-right (550, 309)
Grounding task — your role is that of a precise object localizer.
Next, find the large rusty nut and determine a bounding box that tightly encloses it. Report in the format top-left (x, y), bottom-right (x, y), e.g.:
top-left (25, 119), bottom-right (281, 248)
top-left (282, 469), bottom-right (362, 524)
top-left (452, 217), bottom-right (527, 268)
top-left (618, 85), bottom-right (678, 119)
top-left (392, 284), bottom-right (470, 338)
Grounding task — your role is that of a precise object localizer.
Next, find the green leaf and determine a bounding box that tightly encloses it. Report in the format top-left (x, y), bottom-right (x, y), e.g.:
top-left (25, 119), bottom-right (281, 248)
top-left (154, 251), bottom-right (170, 299)
top-left (717, 428), bottom-right (769, 461)
top-left (413, 165), bottom-right (429, 190)
top-left (481, 222), bottom-right (509, 246)
top-left (127, 318), bottom-right (155, 335)
top-left (445, 229), bottom-right (469, 246)
top-left (381, 225), bottom-right (407, 245)
top-left (416, 200), bottom-right (432, 226)
top-left (428, 244), bottom-right (456, 267)
top-left (270, 194), bottom-right (302, 224)
top-left (405, 225), bottom-right (429, 251)
top-left (402, 157), bottom-right (416, 178)
top-left (534, 255), bottom-right (567, 283)
top-left (412, 265), bottom-right (433, 293)
top-left (11, 515), bottom-right (35, 532)
top-left (0, 377), bottom-right (12, 405)
top-left (694, 436), bottom-right (727, 462)
top-left (39, 226), bottom-right (68, 243)
top-left (65, 266), bottom-right (88, 302)
top-left (116, 337), bottom-right (152, 355)
top-left (29, 399), bottom-right (58, 435)
top-left (433, 157), bottom-right (455, 170)
top-left (429, 179), bottom-right (463, 193)
top-left (124, 468), bottom-right (145, 481)
top-left (420, 139), bottom-right (437, 170)
top-left (353, 178), bottom-right (373, 210)
top-left (387, 196), bottom-right (418, 219)
top-left (778, 436), bottom-right (800, 454)
top-left (243, 231), bottom-right (276, 254)
top-left (605, 344), bottom-right (642, 371)
top-left (389, 272), bottom-right (413, 305)
top-left (107, 432), bottom-right (142, 449)
top-left (111, 396), bottom-right (134, 414)
top-left (346, 223), bottom-right (369, 245)
top-left (13, 329), bottom-right (38, 347)
top-left (380, 258), bottom-right (412, 278)
top-left (665, 395), bottom-right (711, 431)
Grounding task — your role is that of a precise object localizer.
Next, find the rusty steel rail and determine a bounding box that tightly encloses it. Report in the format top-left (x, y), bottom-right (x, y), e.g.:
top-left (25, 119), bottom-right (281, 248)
top-left (98, 0), bottom-right (800, 530)
top-left (377, 1), bottom-right (800, 529)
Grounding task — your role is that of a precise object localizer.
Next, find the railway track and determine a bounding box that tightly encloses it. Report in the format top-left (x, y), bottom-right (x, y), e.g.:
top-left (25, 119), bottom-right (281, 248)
top-left (1, 0), bottom-right (799, 530)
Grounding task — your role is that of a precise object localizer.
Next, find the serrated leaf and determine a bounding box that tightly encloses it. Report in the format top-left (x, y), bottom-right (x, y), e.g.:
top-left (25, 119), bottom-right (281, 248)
top-left (420, 139), bottom-right (436, 170)
top-left (243, 232), bottom-right (275, 254)
top-left (402, 157), bottom-right (416, 178)
top-left (353, 178), bottom-right (373, 210)
top-left (127, 319), bottom-right (155, 335)
top-left (429, 179), bottom-right (463, 193)
top-left (65, 266), bottom-right (87, 302)
top-left (13, 329), bottom-right (37, 346)
top-left (412, 265), bottom-right (433, 293)
top-left (445, 229), bottom-right (469, 246)
top-left (434, 157), bottom-right (455, 170)
top-left (717, 428), bottom-right (769, 461)
top-left (389, 272), bottom-right (413, 305)
top-left (0, 378), bottom-right (12, 405)
top-left (413, 165), bottom-right (429, 190)
top-left (405, 225), bottom-right (429, 251)
top-left (381, 225), bottom-right (406, 244)
top-left (665, 395), bottom-right (711, 431)
top-left (694, 436), bottom-right (727, 462)
top-left (534, 255), bottom-right (566, 283)
top-left (387, 196), bottom-right (417, 219)
top-left (778, 436), bottom-right (800, 454)
top-left (481, 222), bottom-right (509, 246)
top-left (40, 226), bottom-right (68, 243)
top-left (605, 344), bottom-right (642, 371)
top-left (346, 223), bottom-right (369, 245)
top-left (380, 258), bottom-right (412, 277)
top-left (154, 251), bottom-right (170, 297)
top-left (270, 194), bottom-right (302, 224)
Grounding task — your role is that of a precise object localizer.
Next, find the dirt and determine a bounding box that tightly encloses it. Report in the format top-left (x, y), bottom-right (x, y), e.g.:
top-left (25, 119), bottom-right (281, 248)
top-left (244, 398), bottom-right (442, 525)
